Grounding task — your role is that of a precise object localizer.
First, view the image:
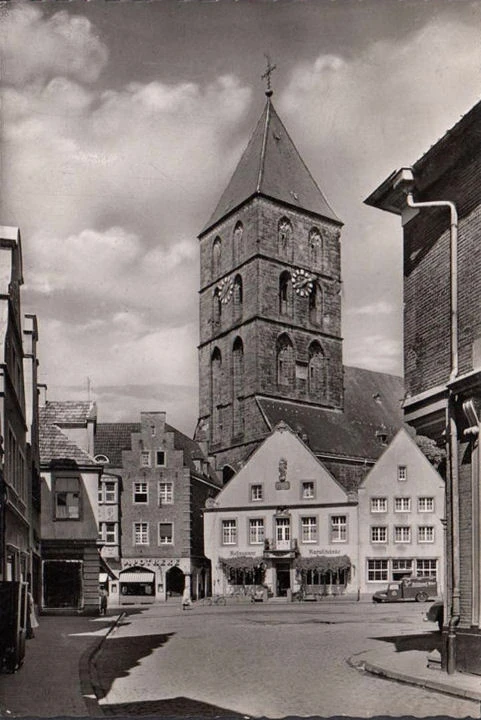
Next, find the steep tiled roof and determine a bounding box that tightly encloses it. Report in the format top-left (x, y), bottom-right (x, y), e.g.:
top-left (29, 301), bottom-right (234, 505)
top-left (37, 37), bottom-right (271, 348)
top-left (41, 400), bottom-right (96, 425)
top-left (40, 421), bottom-right (98, 466)
top-left (201, 98), bottom-right (341, 234)
top-left (94, 423), bottom-right (140, 467)
top-left (258, 366), bottom-right (404, 462)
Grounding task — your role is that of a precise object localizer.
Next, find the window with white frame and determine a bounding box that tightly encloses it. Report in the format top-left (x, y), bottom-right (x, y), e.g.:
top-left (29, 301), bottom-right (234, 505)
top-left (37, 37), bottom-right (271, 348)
top-left (158, 482), bottom-right (173, 504)
top-left (140, 451), bottom-right (151, 467)
top-left (398, 465), bottom-right (407, 481)
top-left (99, 481), bottom-right (117, 504)
top-left (54, 477), bottom-right (80, 520)
top-left (418, 526), bottom-right (435, 543)
top-left (134, 521), bottom-right (149, 545)
top-left (394, 497), bottom-right (411, 512)
top-left (368, 559), bottom-right (388, 581)
top-left (418, 497), bottom-right (434, 513)
top-left (222, 519), bottom-right (237, 545)
top-left (156, 450), bottom-right (166, 467)
top-left (301, 516), bottom-right (317, 543)
top-left (249, 518), bottom-right (264, 544)
top-left (250, 484), bottom-right (263, 502)
top-left (158, 522), bottom-right (173, 544)
top-left (394, 526), bottom-right (411, 543)
top-left (371, 497), bottom-right (387, 513)
top-left (392, 559), bottom-right (413, 580)
top-left (302, 481), bottom-right (315, 499)
top-left (371, 526), bottom-right (387, 543)
top-left (416, 558), bottom-right (437, 578)
top-left (133, 482), bottom-right (148, 503)
top-left (99, 522), bottom-right (117, 545)
top-left (330, 515), bottom-right (347, 542)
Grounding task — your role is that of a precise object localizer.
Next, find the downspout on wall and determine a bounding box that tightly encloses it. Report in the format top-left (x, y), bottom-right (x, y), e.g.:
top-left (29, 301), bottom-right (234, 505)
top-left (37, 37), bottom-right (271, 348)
top-left (394, 168), bottom-right (460, 674)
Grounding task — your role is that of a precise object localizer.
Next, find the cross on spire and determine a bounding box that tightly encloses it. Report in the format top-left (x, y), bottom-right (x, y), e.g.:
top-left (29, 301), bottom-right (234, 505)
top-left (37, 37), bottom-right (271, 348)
top-left (262, 54), bottom-right (276, 97)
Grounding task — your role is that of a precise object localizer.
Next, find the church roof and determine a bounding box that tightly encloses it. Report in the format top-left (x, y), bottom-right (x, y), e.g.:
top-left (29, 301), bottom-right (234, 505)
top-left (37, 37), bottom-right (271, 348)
top-left (257, 365), bottom-right (404, 463)
top-left (201, 97), bottom-right (341, 235)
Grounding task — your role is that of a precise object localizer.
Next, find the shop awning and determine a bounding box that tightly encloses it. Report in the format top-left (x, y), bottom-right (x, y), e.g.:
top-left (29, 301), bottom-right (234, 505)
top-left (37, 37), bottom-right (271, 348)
top-left (295, 555), bottom-right (351, 573)
top-left (219, 556), bottom-right (264, 571)
top-left (119, 572), bottom-right (155, 583)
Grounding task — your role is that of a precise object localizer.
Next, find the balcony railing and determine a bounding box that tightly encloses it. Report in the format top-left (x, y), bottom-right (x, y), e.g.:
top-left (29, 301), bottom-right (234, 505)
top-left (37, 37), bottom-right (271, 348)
top-left (264, 538), bottom-right (298, 553)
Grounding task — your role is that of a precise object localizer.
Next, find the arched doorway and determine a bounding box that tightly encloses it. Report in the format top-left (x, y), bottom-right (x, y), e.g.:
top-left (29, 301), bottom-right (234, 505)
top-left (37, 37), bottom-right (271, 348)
top-left (166, 566), bottom-right (185, 597)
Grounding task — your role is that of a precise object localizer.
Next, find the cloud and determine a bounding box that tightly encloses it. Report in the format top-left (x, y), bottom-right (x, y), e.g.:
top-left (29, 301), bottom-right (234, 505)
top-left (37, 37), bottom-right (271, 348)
top-left (346, 335), bottom-right (402, 376)
top-left (1, 4), bottom-right (109, 85)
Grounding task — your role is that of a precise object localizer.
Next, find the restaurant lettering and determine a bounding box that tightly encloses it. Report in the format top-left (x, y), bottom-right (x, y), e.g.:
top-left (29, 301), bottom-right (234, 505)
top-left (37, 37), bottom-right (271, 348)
top-left (308, 549), bottom-right (342, 556)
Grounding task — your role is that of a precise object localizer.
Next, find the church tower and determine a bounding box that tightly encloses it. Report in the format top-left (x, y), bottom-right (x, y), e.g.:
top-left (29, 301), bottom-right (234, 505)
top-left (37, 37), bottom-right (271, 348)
top-left (195, 89), bottom-right (343, 480)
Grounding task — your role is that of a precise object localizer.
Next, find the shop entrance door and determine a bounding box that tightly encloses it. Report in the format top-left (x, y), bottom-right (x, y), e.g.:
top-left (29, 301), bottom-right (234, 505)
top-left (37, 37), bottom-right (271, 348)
top-left (276, 562), bottom-right (291, 597)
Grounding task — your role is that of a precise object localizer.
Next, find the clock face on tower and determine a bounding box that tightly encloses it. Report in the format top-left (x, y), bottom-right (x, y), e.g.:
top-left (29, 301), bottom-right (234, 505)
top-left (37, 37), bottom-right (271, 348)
top-left (292, 268), bottom-right (316, 297)
top-left (217, 277), bottom-right (234, 304)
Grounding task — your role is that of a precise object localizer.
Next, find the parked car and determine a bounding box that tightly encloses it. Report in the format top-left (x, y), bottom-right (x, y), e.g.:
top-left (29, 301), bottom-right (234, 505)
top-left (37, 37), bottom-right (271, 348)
top-left (372, 577), bottom-right (438, 603)
top-left (425, 600), bottom-right (444, 631)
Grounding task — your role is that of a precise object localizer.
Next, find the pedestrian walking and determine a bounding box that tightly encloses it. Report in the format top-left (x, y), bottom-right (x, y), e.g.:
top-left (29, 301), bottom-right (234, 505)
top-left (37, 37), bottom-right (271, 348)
top-left (181, 588), bottom-right (192, 611)
top-left (26, 591), bottom-right (39, 639)
top-left (99, 588), bottom-right (108, 616)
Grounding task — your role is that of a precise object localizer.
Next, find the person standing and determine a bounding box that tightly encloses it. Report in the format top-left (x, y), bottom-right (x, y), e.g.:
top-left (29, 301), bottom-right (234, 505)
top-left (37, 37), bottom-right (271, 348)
top-left (26, 591), bottom-right (39, 639)
top-left (99, 588), bottom-right (108, 616)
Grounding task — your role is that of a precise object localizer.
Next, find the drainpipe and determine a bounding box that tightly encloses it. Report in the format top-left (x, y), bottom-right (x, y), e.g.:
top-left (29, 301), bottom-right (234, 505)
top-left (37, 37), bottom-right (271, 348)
top-left (396, 170), bottom-right (460, 673)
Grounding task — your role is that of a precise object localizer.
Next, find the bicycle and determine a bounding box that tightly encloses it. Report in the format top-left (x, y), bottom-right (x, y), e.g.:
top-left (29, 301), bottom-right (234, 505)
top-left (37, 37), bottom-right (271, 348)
top-left (205, 594), bottom-right (227, 606)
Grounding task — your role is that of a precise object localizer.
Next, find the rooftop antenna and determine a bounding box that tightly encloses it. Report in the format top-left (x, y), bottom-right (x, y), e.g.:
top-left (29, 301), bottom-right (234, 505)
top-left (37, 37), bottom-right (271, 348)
top-left (262, 54), bottom-right (276, 97)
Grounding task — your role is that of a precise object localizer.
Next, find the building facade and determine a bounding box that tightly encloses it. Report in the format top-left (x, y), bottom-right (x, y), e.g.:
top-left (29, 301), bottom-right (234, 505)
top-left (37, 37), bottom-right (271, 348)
top-left (0, 227), bottom-right (31, 587)
top-left (366, 98), bottom-right (481, 673)
top-left (358, 428), bottom-right (445, 595)
top-left (195, 92), bottom-right (404, 490)
top-left (39, 401), bottom-right (102, 614)
top-left (204, 422), bottom-right (359, 598)
top-left (95, 412), bottom-right (221, 605)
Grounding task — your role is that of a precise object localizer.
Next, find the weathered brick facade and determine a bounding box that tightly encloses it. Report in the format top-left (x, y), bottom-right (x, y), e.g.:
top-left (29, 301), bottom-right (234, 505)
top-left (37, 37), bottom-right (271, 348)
top-left (366, 99), bottom-right (481, 675)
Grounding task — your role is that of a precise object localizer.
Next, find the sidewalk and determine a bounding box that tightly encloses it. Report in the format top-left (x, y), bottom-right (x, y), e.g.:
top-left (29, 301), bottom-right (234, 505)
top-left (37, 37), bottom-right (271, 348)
top-left (349, 645), bottom-right (481, 702)
top-left (0, 613), bottom-right (120, 717)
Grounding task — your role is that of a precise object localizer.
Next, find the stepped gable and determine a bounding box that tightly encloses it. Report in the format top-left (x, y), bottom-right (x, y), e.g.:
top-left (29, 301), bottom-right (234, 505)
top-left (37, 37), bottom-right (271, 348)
top-left (257, 366), bottom-right (404, 462)
top-left (96, 421), bottom-right (221, 485)
top-left (201, 97), bottom-right (341, 235)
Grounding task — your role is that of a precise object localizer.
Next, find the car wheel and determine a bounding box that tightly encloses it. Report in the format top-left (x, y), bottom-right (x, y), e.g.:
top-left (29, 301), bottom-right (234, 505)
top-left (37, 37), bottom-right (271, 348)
top-left (416, 591), bottom-right (428, 602)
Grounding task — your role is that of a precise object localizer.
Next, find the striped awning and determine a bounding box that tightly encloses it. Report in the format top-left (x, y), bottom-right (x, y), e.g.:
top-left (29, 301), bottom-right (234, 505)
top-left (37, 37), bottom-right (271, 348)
top-left (295, 555), bottom-right (351, 572)
top-left (119, 572), bottom-right (155, 583)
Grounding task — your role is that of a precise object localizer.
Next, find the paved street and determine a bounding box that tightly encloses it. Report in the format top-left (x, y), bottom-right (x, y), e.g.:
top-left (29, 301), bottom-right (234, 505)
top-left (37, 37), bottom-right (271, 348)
top-left (92, 600), bottom-right (481, 717)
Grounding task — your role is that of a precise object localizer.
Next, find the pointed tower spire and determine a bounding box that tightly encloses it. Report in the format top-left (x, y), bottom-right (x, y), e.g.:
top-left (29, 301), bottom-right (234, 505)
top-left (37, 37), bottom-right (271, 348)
top-left (201, 95), bottom-right (341, 235)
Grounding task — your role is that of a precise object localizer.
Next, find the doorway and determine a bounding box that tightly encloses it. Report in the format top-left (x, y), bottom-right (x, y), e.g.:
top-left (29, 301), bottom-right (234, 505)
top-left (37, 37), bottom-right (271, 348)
top-left (43, 561), bottom-right (82, 609)
top-left (276, 563), bottom-right (291, 597)
top-left (166, 566), bottom-right (185, 597)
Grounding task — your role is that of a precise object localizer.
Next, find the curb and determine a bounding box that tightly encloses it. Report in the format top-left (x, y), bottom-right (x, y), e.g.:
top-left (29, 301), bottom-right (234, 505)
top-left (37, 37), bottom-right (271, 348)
top-left (349, 653), bottom-right (481, 703)
top-left (79, 613), bottom-right (126, 716)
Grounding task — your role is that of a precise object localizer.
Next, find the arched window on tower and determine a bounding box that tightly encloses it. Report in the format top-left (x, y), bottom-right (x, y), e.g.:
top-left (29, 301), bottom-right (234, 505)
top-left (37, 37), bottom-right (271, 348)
top-left (233, 275), bottom-right (243, 321)
top-left (211, 347), bottom-right (223, 444)
top-left (308, 341), bottom-right (328, 399)
top-left (233, 222), bottom-right (244, 265)
top-left (232, 337), bottom-right (244, 437)
top-left (278, 217), bottom-right (293, 259)
top-left (309, 227), bottom-right (323, 268)
top-left (277, 334), bottom-right (295, 387)
top-left (212, 288), bottom-right (222, 327)
top-left (279, 271), bottom-right (292, 316)
top-left (212, 236), bottom-right (222, 278)
top-left (309, 282), bottom-right (324, 326)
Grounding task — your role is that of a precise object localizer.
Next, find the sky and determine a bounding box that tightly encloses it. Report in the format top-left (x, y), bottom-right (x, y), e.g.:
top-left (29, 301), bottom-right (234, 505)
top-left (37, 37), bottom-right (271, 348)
top-left (2, 0), bottom-right (481, 436)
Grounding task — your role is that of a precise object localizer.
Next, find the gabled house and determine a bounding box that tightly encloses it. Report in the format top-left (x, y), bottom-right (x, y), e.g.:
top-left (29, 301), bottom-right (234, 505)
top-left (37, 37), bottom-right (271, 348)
top-left (358, 428), bottom-right (445, 595)
top-left (204, 421), bottom-right (358, 599)
top-left (94, 412), bottom-right (221, 605)
top-left (39, 401), bottom-right (102, 614)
